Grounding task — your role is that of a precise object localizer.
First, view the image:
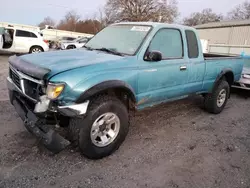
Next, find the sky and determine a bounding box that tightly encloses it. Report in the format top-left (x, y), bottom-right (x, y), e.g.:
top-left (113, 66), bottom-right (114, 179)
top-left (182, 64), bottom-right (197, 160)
top-left (0, 0), bottom-right (247, 26)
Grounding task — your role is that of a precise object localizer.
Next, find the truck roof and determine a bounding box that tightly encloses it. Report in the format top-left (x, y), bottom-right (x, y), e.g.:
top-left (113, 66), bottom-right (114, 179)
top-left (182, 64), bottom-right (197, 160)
top-left (113, 22), bottom-right (195, 31)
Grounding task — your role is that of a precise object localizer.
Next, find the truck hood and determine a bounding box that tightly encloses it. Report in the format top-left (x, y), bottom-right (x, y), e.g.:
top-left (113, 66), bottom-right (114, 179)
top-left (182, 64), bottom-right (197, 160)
top-left (9, 49), bottom-right (124, 80)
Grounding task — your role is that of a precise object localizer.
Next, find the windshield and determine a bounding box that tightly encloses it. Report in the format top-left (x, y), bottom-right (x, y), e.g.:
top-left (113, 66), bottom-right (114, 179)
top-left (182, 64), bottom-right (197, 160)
top-left (85, 25), bottom-right (152, 55)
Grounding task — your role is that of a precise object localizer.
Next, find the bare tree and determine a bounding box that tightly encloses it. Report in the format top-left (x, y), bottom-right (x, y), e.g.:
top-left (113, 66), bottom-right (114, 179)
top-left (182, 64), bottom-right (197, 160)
top-left (227, 1), bottom-right (250, 20)
top-left (57, 10), bottom-right (81, 31)
top-left (183, 8), bottom-right (223, 26)
top-left (76, 17), bottom-right (102, 34)
top-left (103, 0), bottom-right (179, 24)
top-left (38, 17), bottom-right (56, 28)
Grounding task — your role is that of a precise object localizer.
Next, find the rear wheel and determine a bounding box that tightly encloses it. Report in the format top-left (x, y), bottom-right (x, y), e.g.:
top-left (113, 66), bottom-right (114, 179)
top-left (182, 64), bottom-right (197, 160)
top-left (69, 95), bottom-right (129, 159)
top-left (30, 46), bottom-right (43, 53)
top-left (204, 80), bottom-right (230, 114)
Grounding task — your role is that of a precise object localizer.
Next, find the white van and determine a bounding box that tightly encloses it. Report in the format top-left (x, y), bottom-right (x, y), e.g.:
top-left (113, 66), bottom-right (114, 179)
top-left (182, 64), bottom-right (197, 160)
top-left (0, 26), bottom-right (49, 54)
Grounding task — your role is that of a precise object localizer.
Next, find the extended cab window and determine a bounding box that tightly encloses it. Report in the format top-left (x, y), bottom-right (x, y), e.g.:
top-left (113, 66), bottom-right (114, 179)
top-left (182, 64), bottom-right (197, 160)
top-left (148, 29), bottom-right (183, 59)
top-left (185, 30), bottom-right (199, 58)
top-left (16, 30), bottom-right (37, 38)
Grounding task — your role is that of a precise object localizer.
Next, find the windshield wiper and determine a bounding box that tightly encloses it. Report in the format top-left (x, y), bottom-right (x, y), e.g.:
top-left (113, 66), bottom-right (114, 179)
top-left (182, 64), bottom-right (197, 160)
top-left (93, 48), bottom-right (124, 56)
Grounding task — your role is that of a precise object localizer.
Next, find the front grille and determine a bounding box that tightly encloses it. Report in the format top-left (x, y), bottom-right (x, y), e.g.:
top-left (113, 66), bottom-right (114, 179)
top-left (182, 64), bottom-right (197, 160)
top-left (9, 67), bottom-right (45, 101)
top-left (10, 68), bottom-right (21, 90)
top-left (23, 79), bottom-right (44, 100)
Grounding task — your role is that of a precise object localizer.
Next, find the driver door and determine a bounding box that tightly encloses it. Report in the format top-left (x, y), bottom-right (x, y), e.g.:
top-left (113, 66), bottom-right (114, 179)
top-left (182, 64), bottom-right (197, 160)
top-left (137, 28), bottom-right (189, 107)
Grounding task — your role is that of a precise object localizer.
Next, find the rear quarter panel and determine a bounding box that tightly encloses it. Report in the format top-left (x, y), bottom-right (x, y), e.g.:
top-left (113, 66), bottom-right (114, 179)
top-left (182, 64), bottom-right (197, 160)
top-left (202, 58), bottom-right (244, 92)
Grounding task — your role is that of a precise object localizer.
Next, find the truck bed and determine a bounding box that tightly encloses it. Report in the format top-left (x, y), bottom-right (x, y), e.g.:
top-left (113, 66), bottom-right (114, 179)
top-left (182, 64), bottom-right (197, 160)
top-left (204, 53), bottom-right (241, 60)
top-left (202, 53), bottom-right (245, 92)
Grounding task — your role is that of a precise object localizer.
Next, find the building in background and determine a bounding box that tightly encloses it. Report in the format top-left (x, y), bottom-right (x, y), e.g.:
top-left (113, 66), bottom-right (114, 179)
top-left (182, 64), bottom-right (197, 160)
top-left (195, 20), bottom-right (250, 55)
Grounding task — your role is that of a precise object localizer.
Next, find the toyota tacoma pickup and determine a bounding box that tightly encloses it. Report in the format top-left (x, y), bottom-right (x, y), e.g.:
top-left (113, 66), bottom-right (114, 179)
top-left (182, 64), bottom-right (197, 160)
top-left (7, 22), bottom-right (246, 159)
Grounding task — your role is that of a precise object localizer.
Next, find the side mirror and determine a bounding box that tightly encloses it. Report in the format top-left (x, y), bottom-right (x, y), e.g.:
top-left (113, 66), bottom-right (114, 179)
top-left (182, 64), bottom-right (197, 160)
top-left (146, 51), bottom-right (162, 62)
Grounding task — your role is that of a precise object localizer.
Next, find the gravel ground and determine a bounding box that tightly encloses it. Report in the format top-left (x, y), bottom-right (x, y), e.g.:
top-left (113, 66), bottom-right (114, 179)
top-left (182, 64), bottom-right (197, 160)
top-left (0, 55), bottom-right (250, 188)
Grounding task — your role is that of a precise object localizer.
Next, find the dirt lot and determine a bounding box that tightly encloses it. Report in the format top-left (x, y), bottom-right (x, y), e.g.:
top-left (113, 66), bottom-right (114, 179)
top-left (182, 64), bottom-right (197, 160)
top-left (0, 55), bottom-right (250, 188)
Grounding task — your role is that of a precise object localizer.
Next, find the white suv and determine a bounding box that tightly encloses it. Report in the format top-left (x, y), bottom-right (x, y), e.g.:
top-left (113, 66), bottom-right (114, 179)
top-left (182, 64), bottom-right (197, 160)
top-left (0, 26), bottom-right (49, 54)
top-left (60, 37), bottom-right (92, 50)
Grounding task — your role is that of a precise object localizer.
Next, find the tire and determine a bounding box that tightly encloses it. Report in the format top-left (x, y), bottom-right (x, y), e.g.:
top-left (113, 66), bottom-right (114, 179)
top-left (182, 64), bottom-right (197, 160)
top-left (30, 46), bottom-right (43, 53)
top-left (204, 80), bottom-right (230, 114)
top-left (69, 95), bottom-right (129, 159)
top-left (66, 45), bottom-right (75, 49)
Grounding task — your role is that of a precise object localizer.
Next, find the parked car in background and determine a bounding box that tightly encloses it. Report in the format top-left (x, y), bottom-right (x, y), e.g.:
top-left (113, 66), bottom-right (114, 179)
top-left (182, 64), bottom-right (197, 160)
top-left (7, 22), bottom-right (246, 160)
top-left (48, 36), bottom-right (77, 50)
top-left (60, 36), bottom-right (92, 50)
top-left (232, 54), bottom-right (250, 90)
top-left (232, 67), bottom-right (250, 90)
top-left (59, 36), bottom-right (77, 43)
top-left (0, 26), bottom-right (49, 54)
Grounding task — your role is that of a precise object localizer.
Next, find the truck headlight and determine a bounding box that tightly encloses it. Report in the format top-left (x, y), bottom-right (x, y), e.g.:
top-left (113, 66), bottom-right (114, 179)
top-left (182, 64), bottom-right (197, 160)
top-left (46, 83), bottom-right (65, 99)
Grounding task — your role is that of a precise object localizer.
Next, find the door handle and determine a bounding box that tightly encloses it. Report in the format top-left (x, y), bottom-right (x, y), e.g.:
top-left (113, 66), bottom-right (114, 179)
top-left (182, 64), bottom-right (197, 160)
top-left (180, 65), bottom-right (187, 71)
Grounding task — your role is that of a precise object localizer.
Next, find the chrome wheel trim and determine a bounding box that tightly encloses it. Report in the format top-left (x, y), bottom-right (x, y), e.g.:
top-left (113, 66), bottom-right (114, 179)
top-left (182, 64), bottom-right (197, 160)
top-left (31, 48), bottom-right (42, 53)
top-left (217, 89), bottom-right (226, 107)
top-left (90, 112), bottom-right (120, 147)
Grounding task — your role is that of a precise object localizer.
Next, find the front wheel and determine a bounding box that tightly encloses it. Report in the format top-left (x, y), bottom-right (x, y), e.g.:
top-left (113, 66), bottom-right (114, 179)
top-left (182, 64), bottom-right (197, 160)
top-left (204, 80), bottom-right (230, 114)
top-left (69, 95), bottom-right (129, 159)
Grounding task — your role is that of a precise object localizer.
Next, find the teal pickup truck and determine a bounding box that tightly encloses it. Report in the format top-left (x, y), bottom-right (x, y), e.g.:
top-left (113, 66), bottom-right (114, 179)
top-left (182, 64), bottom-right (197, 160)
top-left (7, 22), bottom-right (246, 159)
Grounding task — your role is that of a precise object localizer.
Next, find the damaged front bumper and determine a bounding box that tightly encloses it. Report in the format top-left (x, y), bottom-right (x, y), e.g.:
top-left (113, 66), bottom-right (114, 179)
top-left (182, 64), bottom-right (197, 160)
top-left (7, 76), bottom-right (89, 116)
top-left (9, 90), bottom-right (71, 153)
top-left (13, 98), bottom-right (71, 153)
top-left (7, 77), bottom-right (89, 153)
top-left (34, 94), bottom-right (89, 117)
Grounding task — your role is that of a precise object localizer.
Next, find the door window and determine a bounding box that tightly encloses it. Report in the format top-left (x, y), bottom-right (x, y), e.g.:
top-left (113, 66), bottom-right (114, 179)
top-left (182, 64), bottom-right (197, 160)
top-left (30, 32), bottom-right (38, 38)
top-left (16, 30), bottom-right (37, 38)
top-left (148, 29), bottom-right (183, 59)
